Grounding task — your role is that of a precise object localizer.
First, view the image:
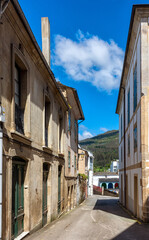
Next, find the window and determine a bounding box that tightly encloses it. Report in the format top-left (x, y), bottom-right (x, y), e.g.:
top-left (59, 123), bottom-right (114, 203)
top-left (90, 157), bottom-right (93, 170)
top-left (134, 125), bottom-right (137, 151)
top-left (121, 114), bottom-right (123, 139)
top-left (74, 155), bottom-right (76, 170)
top-left (133, 64), bottom-right (137, 112)
top-left (15, 65), bottom-right (24, 134)
top-left (68, 151), bottom-right (71, 168)
top-left (121, 146), bottom-right (123, 162)
top-left (59, 117), bottom-right (62, 152)
top-left (68, 110), bottom-right (71, 131)
top-left (127, 88), bottom-right (130, 125)
top-left (45, 98), bottom-right (50, 147)
top-left (74, 119), bottom-right (77, 141)
top-left (128, 135), bottom-right (130, 156)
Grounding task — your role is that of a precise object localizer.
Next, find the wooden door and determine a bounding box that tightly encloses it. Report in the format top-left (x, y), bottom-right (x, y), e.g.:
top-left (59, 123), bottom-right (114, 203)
top-left (58, 166), bottom-right (61, 214)
top-left (42, 164), bottom-right (48, 226)
top-left (134, 175), bottom-right (138, 217)
top-left (12, 162), bottom-right (25, 239)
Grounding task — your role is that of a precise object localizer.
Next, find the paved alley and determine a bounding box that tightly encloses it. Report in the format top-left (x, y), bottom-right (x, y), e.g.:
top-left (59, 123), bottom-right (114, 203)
top-left (25, 195), bottom-right (149, 240)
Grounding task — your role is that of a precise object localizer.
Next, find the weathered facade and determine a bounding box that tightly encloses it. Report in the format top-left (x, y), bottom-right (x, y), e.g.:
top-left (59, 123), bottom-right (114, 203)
top-left (78, 147), bottom-right (94, 196)
top-left (57, 83), bottom-right (84, 211)
top-left (116, 4), bottom-right (149, 221)
top-left (0, 0), bottom-right (84, 239)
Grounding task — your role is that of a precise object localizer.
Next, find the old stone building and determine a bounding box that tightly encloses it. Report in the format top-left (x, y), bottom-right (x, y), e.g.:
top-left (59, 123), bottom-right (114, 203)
top-left (116, 4), bottom-right (149, 221)
top-left (78, 147), bottom-right (94, 196)
top-left (0, 0), bottom-right (84, 239)
top-left (78, 147), bottom-right (88, 175)
top-left (58, 83), bottom-right (84, 211)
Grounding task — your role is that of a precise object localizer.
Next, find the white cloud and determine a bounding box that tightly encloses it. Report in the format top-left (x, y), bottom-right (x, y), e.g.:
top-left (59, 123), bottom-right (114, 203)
top-left (79, 130), bottom-right (93, 141)
top-left (53, 30), bottom-right (124, 92)
top-left (100, 127), bottom-right (108, 133)
top-left (79, 124), bottom-right (88, 131)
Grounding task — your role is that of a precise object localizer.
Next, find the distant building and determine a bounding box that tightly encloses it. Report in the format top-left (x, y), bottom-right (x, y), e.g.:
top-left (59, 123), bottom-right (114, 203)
top-left (116, 5), bottom-right (149, 222)
top-left (57, 83), bottom-right (84, 211)
top-left (87, 151), bottom-right (94, 196)
top-left (110, 160), bottom-right (119, 172)
top-left (78, 147), bottom-right (94, 196)
top-left (93, 172), bottom-right (119, 189)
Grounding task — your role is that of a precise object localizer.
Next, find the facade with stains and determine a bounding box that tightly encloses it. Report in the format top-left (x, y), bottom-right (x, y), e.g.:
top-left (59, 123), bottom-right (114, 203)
top-left (57, 83), bottom-right (85, 211)
top-left (116, 5), bottom-right (149, 221)
top-left (78, 147), bottom-right (94, 196)
top-left (0, 0), bottom-right (84, 239)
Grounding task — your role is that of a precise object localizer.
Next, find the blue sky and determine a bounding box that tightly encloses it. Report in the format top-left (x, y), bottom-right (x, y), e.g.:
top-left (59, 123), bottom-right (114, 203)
top-left (19, 0), bottom-right (149, 140)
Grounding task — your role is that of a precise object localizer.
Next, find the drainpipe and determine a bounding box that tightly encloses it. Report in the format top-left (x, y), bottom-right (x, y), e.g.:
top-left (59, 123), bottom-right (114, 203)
top-left (0, 122), bottom-right (3, 240)
top-left (0, 104), bottom-right (5, 240)
top-left (122, 87), bottom-right (126, 207)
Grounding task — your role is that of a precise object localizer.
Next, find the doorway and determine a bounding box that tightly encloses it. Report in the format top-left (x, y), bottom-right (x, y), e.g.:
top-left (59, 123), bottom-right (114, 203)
top-left (134, 175), bottom-right (138, 217)
top-left (42, 163), bottom-right (49, 226)
top-left (58, 165), bottom-right (61, 214)
top-left (12, 158), bottom-right (25, 239)
top-left (121, 174), bottom-right (123, 204)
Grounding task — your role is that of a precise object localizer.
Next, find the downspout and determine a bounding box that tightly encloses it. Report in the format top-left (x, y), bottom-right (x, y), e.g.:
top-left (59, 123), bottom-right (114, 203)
top-left (122, 87), bottom-right (126, 207)
top-left (0, 104), bottom-right (5, 240)
top-left (0, 121), bottom-right (3, 240)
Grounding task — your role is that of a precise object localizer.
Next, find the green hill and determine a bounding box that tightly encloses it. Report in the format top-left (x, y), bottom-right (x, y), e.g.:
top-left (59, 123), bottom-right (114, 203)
top-left (79, 130), bottom-right (119, 171)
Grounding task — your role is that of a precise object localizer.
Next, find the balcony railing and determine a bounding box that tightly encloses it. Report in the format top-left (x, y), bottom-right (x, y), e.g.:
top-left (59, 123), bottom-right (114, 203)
top-left (15, 104), bottom-right (24, 134)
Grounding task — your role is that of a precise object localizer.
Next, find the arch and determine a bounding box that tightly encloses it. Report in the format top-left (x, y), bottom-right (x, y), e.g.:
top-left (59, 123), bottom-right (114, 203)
top-left (108, 183), bottom-right (113, 189)
top-left (102, 183), bottom-right (106, 189)
top-left (115, 183), bottom-right (119, 189)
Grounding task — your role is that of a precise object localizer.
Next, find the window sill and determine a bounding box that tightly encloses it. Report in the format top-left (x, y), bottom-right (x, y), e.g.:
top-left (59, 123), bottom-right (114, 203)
top-left (42, 146), bottom-right (53, 155)
top-left (58, 153), bottom-right (64, 158)
top-left (14, 231), bottom-right (29, 240)
top-left (11, 131), bottom-right (32, 146)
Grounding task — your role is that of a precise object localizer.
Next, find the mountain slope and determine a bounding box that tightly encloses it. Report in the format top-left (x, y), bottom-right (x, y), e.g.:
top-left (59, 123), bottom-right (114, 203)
top-left (79, 130), bottom-right (119, 168)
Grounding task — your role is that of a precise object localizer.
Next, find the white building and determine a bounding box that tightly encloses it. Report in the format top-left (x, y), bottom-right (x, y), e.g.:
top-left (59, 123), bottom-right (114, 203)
top-left (87, 151), bottom-right (94, 196)
top-left (93, 172), bottom-right (119, 189)
top-left (116, 5), bottom-right (149, 221)
top-left (110, 160), bottom-right (119, 172)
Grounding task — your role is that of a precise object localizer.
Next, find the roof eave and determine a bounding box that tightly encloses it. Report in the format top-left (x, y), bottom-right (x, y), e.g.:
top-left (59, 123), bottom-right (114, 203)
top-left (11, 0), bottom-right (69, 110)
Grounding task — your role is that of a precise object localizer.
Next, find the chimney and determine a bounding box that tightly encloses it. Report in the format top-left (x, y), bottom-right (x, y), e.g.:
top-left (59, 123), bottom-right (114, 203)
top-left (41, 17), bottom-right (50, 67)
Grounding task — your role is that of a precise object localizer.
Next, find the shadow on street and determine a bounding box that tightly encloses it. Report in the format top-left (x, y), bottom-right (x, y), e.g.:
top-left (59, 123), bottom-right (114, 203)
top-left (93, 197), bottom-right (149, 240)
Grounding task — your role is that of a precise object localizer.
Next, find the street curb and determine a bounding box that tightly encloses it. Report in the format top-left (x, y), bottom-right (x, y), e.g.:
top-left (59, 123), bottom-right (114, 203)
top-left (118, 201), bottom-right (142, 225)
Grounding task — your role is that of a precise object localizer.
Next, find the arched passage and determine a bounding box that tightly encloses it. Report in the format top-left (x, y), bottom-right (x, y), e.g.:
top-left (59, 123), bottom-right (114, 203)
top-left (102, 183), bottom-right (106, 189)
top-left (108, 183), bottom-right (113, 189)
top-left (115, 183), bottom-right (119, 189)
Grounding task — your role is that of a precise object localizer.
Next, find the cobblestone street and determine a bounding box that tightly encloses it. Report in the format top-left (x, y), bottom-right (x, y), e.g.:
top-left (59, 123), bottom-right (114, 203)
top-left (25, 195), bottom-right (149, 240)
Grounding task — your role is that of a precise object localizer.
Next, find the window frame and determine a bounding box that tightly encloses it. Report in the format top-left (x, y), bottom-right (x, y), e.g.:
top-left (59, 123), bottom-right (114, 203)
top-left (68, 151), bottom-right (71, 168)
top-left (134, 123), bottom-right (137, 152)
top-left (127, 88), bottom-right (130, 125)
top-left (133, 63), bottom-right (137, 113)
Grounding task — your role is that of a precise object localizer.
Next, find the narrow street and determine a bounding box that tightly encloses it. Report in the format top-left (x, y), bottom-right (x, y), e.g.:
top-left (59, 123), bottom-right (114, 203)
top-left (25, 195), bottom-right (149, 240)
